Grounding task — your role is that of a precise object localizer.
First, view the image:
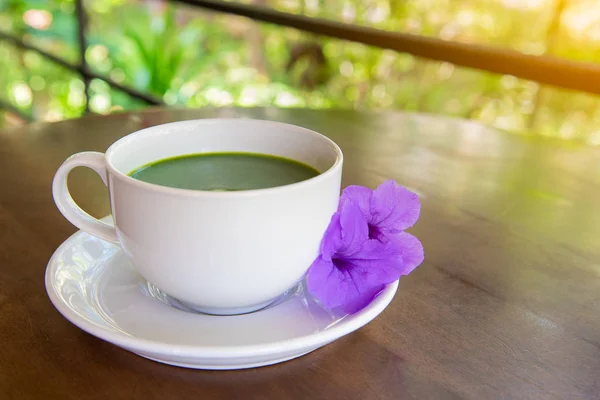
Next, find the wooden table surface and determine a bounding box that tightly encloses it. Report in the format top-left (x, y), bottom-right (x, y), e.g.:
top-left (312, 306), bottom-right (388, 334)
top-left (1, 108), bottom-right (600, 400)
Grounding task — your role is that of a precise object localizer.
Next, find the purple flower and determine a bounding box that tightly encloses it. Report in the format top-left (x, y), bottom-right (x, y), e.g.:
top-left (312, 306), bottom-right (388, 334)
top-left (340, 180), bottom-right (420, 242)
top-left (307, 184), bottom-right (424, 314)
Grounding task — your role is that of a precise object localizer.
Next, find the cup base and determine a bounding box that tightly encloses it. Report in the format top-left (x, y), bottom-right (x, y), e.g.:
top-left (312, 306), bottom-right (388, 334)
top-left (145, 280), bottom-right (302, 316)
top-left (173, 298), bottom-right (276, 316)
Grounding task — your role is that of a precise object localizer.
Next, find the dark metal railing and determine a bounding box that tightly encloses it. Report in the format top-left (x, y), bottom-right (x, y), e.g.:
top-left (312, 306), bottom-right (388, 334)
top-left (0, 98), bottom-right (33, 122)
top-left (0, 30), bottom-right (163, 105)
top-left (181, 0), bottom-right (600, 95)
top-left (2, 0), bottom-right (600, 122)
top-left (75, 0), bottom-right (91, 113)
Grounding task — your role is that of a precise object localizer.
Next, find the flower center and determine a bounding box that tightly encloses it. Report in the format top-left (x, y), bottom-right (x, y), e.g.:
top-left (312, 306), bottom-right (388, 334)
top-left (368, 224), bottom-right (382, 240)
top-left (332, 256), bottom-right (353, 271)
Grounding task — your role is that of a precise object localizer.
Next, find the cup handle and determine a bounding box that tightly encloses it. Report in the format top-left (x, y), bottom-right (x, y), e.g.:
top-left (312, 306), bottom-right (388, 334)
top-left (52, 151), bottom-right (119, 243)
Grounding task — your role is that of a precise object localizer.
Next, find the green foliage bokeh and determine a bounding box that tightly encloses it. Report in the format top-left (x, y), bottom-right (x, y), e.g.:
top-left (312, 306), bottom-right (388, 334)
top-left (1, 0), bottom-right (600, 144)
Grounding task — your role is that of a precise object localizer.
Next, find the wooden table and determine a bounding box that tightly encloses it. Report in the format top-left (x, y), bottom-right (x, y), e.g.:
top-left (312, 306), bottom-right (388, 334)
top-left (1, 108), bottom-right (600, 399)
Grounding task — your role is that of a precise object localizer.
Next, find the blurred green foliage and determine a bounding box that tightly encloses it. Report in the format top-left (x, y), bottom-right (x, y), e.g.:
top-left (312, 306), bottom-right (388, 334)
top-left (1, 0), bottom-right (600, 144)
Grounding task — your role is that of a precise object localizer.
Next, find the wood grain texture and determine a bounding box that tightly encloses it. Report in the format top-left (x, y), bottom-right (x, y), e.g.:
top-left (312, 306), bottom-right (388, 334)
top-left (1, 108), bottom-right (599, 400)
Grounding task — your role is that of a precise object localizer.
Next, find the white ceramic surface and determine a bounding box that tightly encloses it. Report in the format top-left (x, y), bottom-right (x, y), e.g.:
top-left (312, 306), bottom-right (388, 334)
top-left (45, 221), bottom-right (399, 370)
top-left (52, 119), bottom-right (343, 315)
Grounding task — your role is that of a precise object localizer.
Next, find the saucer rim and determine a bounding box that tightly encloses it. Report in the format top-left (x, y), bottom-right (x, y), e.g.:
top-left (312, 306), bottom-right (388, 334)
top-left (45, 225), bottom-right (399, 359)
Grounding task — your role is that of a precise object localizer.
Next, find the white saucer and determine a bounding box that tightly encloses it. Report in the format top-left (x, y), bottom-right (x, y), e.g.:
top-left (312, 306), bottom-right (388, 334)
top-left (45, 218), bottom-right (399, 370)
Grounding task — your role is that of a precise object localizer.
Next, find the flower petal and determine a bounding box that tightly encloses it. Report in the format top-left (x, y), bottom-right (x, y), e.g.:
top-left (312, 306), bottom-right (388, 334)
top-left (370, 180), bottom-right (421, 232)
top-left (340, 185), bottom-right (372, 220)
top-left (338, 200), bottom-right (369, 256)
top-left (340, 233), bottom-right (424, 288)
top-left (308, 254), bottom-right (386, 313)
top-left (340, 284), bottom-right (386, 314)
top-left (344, 238), bottom-right (404, 287)
top-left (307, 256), bottom-right (343, 308)
top-left (393, 232), bottom-right (424, 276)
top-left (319, 212), bottom-right (342, 261)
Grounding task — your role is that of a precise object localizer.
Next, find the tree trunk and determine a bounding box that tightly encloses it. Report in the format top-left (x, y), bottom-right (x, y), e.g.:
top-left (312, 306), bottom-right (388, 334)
top-left (528, 0), bottom-right (567, 131)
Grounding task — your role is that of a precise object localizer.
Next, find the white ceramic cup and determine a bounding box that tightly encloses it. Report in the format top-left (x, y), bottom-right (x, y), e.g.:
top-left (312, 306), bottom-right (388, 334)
top-left (53, 119), bottom-right (343, 315)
